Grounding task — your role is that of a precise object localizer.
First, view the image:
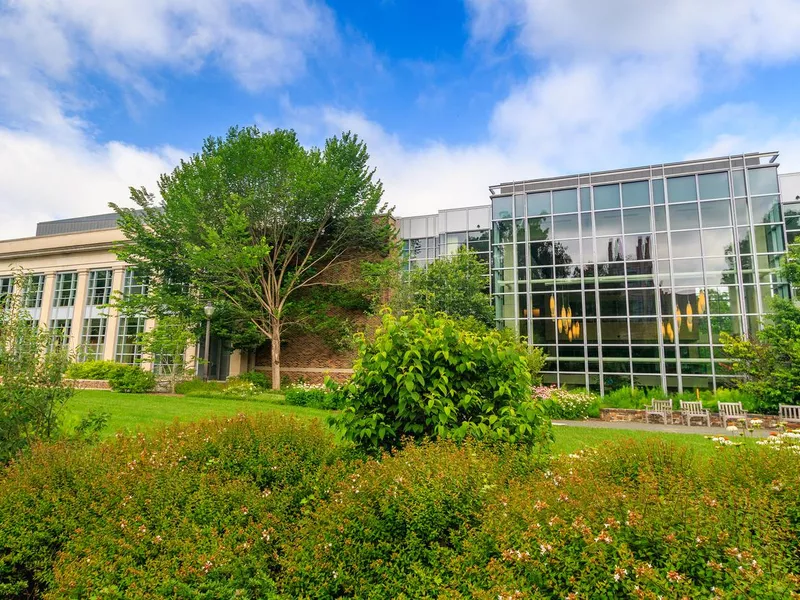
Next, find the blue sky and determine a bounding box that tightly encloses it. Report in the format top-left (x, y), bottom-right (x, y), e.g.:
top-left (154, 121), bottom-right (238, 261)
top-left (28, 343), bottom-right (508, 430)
top-left (2, 0), bottom-right (800, 239)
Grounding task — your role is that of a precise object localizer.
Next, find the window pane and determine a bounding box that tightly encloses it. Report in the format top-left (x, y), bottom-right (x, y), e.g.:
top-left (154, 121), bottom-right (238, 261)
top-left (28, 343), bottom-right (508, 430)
top-left (734, 198), bottom-right (750, 226)
top-left (601, 318), bottom-right (629, 343)
top-left (528, 216), bottom-right (552, 241)
top-left (748, 167), bottom-right (779, 195)
top-left (698, 172), bottom-right (729, 200)
top-left (556, 239), bottom-right (582, 266)
top-left (493, 196), bottom-right (513, 219)
top-left (652, 178), bottom-right (665, 205)
top-left (552, 214), bottom-right (579, 238)
top-left (553, 188), bottom-right (578, 214)
top-left (623, 207), bottom-right (651, 233)
top-left (530, 242), bottom-right (554, 267)
top-left (493, 220), bottom-right (514, 243)
top-left (750, 195), bottom-right (782, 224)
top-left (670, 231), bottom-right (702, 258)
top-left (700, 199), bottom-right (731, 228)
top-left (753, 224), bottom-right (785, 254)
top-left (527, 192), bottom-right (551, 216)
top-left (630, 318), bottom-right (659, 343)
top-left (667, 176), bottom-right (697, 203)
top-left (628, 289), bottom-right (657, 316)
top-left (653, 205), bottom-right (667, 231)
top-left (702, 227), bottom-right (734, 257)
top-left (669, 203), bottom-right (700, 229)
top-left (580, 212), bottom-right (593, 236)
top-left (598, 291), bottom-right (627, 317)
top-left (593, 184), bottom-right (620, 210)
top-left (625, 235), bottom-right (653, 261)
top-left (733, 171), bottom-right (746, 196)
top-left (579, 187), bottom-right (590, 211)
top-left (514, 194), bottom-right (526, 218)
top-left (622, 181), bottom-right (650, 207)
top-left (493, 244), bottom-right (515, 268)
top-left (594, 210), bottom-right (622, 236)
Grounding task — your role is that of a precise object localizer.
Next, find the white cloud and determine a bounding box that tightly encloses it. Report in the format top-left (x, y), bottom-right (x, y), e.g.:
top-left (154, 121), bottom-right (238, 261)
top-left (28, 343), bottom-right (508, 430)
top-left (0, 129), bottom-right (181, 240)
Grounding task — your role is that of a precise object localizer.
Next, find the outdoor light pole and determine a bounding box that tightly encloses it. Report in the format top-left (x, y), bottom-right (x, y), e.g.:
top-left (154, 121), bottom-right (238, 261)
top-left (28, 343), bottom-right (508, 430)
top-left (203, 302), bottom-right (215, 382)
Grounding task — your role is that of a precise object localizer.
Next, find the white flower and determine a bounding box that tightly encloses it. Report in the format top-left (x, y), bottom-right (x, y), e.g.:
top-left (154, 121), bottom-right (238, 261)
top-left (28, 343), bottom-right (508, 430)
top-left (726, 425), bottom-right (739, 432)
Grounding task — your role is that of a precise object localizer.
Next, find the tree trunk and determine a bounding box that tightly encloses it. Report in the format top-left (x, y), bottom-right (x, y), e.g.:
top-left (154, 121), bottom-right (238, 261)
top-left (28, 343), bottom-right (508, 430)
top-left (271, 319), bottom-right (281, 391)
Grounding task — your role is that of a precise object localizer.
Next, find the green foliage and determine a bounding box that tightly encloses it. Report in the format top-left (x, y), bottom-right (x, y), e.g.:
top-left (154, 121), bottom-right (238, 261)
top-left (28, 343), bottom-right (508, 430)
top-left (113, 126), bottom-right (394, 390)
top-left (600, 386), bottom-right (759, 413)
top-left (222, 380), bottom-right (260, 398)
top-left (174, 378), bottom-right (228, 396)
top-left (535, 386), bottom-right (600, 419)
top-left (3, 417), bottom-right (800, 598)
top-left (0, 272), bottom-right (74, 463)
top-left (65, 360), bottom-right (124, 381)
top-left (140, 314), bottom-right (198, 393)
top-left (330, 309), bottom-right (551, 451)
top-left (284, 383), bottom-right (346, 410)
top-left (230, 371), bottom-right (272, 390)
top-left (107, 365), bottom-right (157, 394)
top-left (396, 247), bottom-right (494, 327)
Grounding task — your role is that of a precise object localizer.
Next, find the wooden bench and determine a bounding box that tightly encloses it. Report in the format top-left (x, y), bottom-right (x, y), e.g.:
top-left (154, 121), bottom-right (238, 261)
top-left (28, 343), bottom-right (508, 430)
top-left (645, 399), bottom-right (672, 425)
top-left (779, 404), bottom-right (800, 424)
top-left (718, 402), bottom-right (749, 428)
top-left (680, 400), bottom-right (710, 427)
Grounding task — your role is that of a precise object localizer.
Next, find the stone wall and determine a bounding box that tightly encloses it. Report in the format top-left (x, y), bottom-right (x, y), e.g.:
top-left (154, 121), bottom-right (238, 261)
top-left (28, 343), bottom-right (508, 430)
top-left (600, 408), bottom-right (787, 428)
top-left (68, 379), bottom-right (112, 390)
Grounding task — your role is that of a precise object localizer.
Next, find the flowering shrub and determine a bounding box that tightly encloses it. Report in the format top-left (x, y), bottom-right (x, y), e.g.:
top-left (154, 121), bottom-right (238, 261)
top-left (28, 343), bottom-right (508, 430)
top-left (284, 382), bottom-right (346, 410)
top-left (2, 419), bottom-right (800, 598)
top-left (534, 386), bottom-right (599, 420)
top-left (757, 430), bottom-right (800, 454)
top-left (222, 380), bottom-right (259, 398)
top-left (107, 364), bottom-right (156, 393)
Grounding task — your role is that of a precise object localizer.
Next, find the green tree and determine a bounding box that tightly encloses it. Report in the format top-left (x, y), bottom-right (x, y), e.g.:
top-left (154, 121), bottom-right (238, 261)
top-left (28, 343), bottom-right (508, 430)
top-left (139, 315), bottom-right (198, 393)
top-left (397, 248), bottom-right (494, 328)
top-left (330, 308), bottom-right (551, 452)
top-left (113, 127), bottom-right (393, 389)
top-left (0, 272), bottom-right (74, 462)
top-left (721, 241), bottom-right (800, 412)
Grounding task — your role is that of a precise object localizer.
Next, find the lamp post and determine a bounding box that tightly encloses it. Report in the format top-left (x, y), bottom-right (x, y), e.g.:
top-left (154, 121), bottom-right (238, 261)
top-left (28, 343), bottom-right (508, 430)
top-left (203, 302), bottom-right (215, 382)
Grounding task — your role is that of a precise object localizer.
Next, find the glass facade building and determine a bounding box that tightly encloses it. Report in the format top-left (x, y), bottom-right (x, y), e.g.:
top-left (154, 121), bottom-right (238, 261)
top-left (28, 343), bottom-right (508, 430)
top-left (397, 152), bottom-right (798, 394)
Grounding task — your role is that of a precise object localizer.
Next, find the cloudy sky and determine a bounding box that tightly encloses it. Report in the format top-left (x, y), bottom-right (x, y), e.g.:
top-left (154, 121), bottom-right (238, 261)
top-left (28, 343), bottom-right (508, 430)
top-left (2, 0), bottom-right (800, 239)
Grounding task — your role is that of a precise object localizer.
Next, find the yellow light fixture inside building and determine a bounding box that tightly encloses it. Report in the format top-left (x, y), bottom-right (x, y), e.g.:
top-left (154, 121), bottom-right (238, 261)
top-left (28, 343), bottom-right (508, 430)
top-left (698, 290), bottom-right (706, 313)
top-left (676, 307), bottom-right (682, 329)
top-left (557, 318), bottom-right (563, 333)
top-left (666, 321), bottom-right (674, 343)
top-left (549, 295), bottom-right (555, 317)
top-left (686, 303), bottom-right (694, 332)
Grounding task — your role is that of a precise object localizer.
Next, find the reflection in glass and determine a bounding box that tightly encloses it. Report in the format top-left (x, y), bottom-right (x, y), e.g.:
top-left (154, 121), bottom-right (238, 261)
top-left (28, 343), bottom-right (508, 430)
top-left (623, 207), bottom-right (651, 233)
top-left (629, 318), bottom-right (658, 343)
top-left (528, 216), bottom-right (552, 241)
top-left (556, 239), bottom-right (582, 266)
top-left (653, 178), bottom-right (665, 204)
top-left (734, 198), bottom-right (749, 226)
top-left (494, 295), bottom-right (515, 320)
top-left (594, 210), bottom-right (622, 236)
top-left (733, 171), bottom-right (746, 196)
top-left (701, 227), bottom-right (734, 257)
top-left (748, 167), bottom-right (779, 195)
top-left (628, 289), bottom-right (657, 315)
top-left (753, 224), bottom-right (785, 254)
top-left (553, 214), bottom-right (580, 238)
top-left (622, 181), bottom-right (650, 207)
top-left (624, 235), bottom-right (653, 261)
top-left (493, 196), bottom-right (513, 219)
top-left (669, 203), bottom-right (700, 229)
top-left (654, 205), bottom-right (667, 231)
top-left (750, 195), bottom-right (782, 224)
top-left (601, 318), bottom-right (629, 343)
top-left (598, 291), bottom-right (627, 317)
top-left (493, 244), bottom-right (515, 268)
top-left (597, 237), bottom-right (624, 262)
top-left (667, 176), bottom-right (697, 203)
top-left (698, 172), bottom-right (729, 200)
top-left (527, 192), bottom-right (551, 216)
top-left (594, 184), bottom-right (621, 210)
top-left (670, 231), bottom-right (702, 258)
top-left (553, 188), bottom-right (578, 214)
top-left (494, 220), bottom-right (513, 243)
top-left (700, 200), bottom-right (732, 227)
top-left (581, 212), bottom-right (593, 236)
top-left (580, 187), bottom-right (590, 211)
top-left (516, 219), bottom-right (526, 243)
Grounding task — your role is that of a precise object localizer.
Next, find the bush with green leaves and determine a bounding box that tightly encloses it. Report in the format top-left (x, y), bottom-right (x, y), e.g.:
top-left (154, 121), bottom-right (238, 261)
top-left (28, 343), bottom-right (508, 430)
top-left (0, 272), bottom-right (74, 463)
top-left (284, 382), bottom-right (345, 410)
top-left (107, 364), bottom-right (157, 393)
top-left (330, 309), bottom-right (551, 451)
top-left (65, 360), bottom-right (124, 381)
top-left (535, 386), bottom-right (600, 419)
top-left (174, 378), bottom-right (228, 396)
top-left (222, 380), bottom-right (260, 398)
top-left (230, 371), bottom-right (272, 390)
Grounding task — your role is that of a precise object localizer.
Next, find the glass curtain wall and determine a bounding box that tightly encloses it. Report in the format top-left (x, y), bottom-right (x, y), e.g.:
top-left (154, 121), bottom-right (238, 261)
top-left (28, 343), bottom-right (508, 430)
top-left (491, 164), bottom-right (787, 393)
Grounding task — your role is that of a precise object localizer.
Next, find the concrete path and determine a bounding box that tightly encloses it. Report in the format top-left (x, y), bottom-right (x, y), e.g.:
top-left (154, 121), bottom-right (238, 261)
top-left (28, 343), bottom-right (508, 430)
top-left (552, 419), bottom-right (773, 438)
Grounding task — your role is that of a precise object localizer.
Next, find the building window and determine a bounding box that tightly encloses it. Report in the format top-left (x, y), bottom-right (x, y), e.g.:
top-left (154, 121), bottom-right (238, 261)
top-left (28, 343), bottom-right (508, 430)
top-left (122, 269), bottom-right (149, 297)
top-left (52, 272), bottom-right (78, 307)
top-left (79, 317), bottom-right (107, 361)
top-left (115, 316), bottom-right (146, 364)
top-left (23, 274), bottom-right (45, 309)
top-left (0, 276), bottom-right (12, 309)
top-left (87, 269), bottom-right (113, 306)
top-left (49, 318), bottom-right (72, 348)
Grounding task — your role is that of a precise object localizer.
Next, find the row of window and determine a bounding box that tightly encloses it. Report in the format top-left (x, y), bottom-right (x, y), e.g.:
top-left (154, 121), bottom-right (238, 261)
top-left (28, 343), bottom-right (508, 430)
top-left (47, 315), bottom-right (146, 364)
top-left (493, 167), bottom-right (780, 218)
top-left (0, 269), bottom-right (147, 310)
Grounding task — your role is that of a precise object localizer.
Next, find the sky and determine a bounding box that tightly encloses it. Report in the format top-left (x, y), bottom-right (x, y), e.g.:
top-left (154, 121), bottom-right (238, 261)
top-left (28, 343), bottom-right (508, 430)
top-left (2, 0), bottom-right (800, 240)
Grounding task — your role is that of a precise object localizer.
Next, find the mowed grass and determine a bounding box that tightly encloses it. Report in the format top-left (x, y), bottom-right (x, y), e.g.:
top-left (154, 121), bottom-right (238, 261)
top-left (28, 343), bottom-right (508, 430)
top-left (66, 390), bottom-right (724, 455)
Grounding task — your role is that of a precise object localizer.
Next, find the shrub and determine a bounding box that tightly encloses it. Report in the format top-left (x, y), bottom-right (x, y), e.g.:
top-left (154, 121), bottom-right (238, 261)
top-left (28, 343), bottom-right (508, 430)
top-left (231, 371), bottom-right (272, 390)
top-left (535, 386), bottom-right (599, 420)
top-left (65, 360), bottom-right (124, 380)
top-left (222, 380), bottom-right (260, 398)
top-left (107, 364), bottom-right (156, 393)
top-left (331, 309), bottom-right (551, 451)
top-left (284, 382), bottom-right (345, 410)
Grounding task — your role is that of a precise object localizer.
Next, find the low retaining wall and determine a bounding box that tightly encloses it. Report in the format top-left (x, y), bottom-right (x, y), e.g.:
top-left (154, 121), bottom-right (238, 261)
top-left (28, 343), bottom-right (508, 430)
top-left (254, 367), bottom-right (354, 385)
top-left (68, 379), bottom-right (112, 390)
top-left (600, 408), bottom-right (783, 428)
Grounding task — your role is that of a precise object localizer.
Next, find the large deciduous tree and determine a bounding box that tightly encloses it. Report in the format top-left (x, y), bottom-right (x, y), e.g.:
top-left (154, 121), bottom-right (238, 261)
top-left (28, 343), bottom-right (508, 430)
top-left (113, 127), bottom-right (393, 389)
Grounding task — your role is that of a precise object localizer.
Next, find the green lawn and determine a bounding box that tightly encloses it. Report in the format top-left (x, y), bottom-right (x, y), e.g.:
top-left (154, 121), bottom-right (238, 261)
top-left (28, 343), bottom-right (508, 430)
top-left (67, 390), bottom-right (722, 455)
